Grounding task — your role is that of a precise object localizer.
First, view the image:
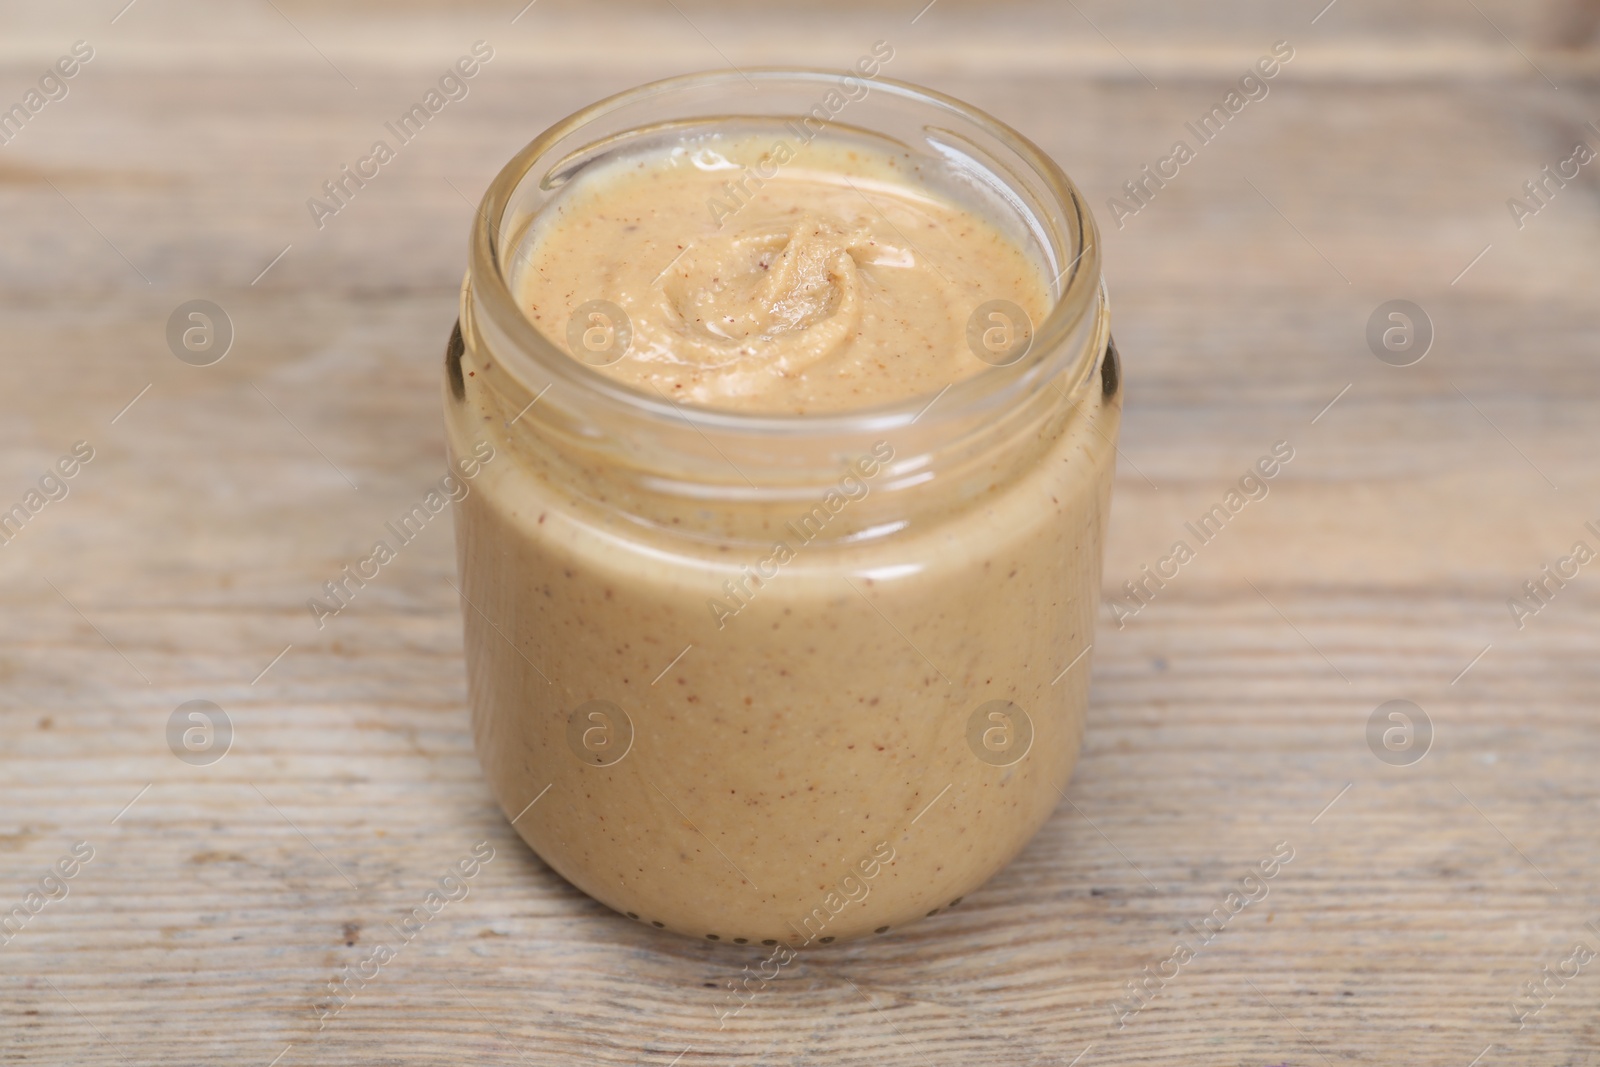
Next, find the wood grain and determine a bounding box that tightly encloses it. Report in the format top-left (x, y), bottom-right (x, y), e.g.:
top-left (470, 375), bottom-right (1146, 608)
top-left (2, 2), bottom-right (1598, 1065)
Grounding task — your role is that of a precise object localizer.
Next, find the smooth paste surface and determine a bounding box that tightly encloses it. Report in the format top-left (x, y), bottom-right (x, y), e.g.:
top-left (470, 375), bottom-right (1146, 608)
top-left (515, 132), bottom-right (1051, 413)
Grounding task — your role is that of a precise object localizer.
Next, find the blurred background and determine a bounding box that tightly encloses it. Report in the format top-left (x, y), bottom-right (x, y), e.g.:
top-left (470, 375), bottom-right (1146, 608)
top-left (2, 2), bottom-right (1598, 1065)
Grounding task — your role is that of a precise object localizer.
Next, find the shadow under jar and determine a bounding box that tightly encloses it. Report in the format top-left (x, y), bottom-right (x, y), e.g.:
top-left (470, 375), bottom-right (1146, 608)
top-left (444, 69), bottom-right (1118, 947)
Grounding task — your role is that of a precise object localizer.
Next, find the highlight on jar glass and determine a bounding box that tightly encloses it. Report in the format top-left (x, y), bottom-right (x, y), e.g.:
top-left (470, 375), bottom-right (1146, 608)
top-left (444, 65), bottom-right (1119, 947)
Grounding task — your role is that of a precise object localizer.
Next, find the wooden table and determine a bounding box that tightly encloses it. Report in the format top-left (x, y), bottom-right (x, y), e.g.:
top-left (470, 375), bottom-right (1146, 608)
top-left (3, 2), bottom-right (1598, 1063)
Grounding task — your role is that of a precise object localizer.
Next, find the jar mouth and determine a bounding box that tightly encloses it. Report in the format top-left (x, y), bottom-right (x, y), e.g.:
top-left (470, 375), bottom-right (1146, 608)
top-left (468, 67), bottom-right (1103, 441)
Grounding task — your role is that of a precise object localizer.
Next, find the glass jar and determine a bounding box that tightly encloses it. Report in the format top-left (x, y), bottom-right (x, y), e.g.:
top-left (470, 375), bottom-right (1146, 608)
top-left (444, 69), bottom-right (1118, 947)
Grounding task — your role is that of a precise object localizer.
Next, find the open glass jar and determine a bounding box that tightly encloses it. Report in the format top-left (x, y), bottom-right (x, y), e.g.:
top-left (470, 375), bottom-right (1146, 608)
top-left (445, 69), bottom-right (1118, 947)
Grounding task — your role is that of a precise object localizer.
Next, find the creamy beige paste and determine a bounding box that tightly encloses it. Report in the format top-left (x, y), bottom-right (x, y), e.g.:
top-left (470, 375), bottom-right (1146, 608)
top-left (515, 131), bottom-right (1050, 413)
top-left (448, 125), bottom-right (1117, 948)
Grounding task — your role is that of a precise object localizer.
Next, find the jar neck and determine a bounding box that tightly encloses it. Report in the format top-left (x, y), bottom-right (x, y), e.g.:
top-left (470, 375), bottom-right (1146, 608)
top-left (457, 70), bottom-right (1106, 545)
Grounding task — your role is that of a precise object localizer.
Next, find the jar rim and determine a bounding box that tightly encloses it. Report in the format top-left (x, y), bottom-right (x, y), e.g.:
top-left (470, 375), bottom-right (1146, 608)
top-left (468, 67), bottom-right (1103, 439)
